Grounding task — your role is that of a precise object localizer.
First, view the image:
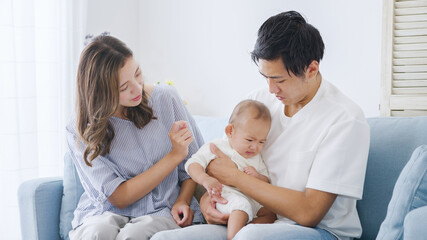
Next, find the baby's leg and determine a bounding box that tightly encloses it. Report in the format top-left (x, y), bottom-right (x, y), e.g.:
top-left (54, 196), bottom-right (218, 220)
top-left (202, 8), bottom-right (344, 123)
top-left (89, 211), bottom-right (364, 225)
top-left (251, 207), bottom-right (277, 224)
top-left (227, 210), bottom-right (249, 240)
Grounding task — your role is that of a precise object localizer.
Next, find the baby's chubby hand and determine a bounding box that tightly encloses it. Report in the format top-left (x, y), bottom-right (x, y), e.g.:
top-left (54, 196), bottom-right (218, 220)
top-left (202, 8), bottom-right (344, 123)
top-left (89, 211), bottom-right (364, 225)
top-left (202, 177), bottom-right (223, 198)
top-left (243, 166), bottom-right (260, 178)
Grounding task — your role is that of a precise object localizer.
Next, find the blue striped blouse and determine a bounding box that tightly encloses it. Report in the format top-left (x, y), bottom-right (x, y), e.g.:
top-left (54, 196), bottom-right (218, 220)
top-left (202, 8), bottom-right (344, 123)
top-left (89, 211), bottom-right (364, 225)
top-left (66, 85), bottom-right (204, 229)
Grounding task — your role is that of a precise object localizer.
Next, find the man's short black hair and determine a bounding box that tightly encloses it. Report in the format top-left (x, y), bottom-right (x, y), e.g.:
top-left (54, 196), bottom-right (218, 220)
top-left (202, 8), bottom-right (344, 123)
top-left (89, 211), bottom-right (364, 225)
top-left (251, 11), bottom-right (325, 77)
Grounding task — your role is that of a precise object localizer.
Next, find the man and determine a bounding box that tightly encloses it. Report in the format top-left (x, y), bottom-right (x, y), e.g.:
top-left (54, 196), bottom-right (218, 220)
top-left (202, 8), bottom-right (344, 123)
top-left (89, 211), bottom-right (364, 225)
top-left (152, 10), bottom-right (370, 240)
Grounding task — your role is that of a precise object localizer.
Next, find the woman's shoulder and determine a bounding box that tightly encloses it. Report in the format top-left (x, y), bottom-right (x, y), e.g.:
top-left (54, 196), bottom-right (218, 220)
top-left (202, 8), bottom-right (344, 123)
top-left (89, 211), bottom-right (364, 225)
top-left (66, 116), bottom-right (78, 134)
top-left (151, 84), bottom-right (184, 109)
top-left (152, 84), bottom-right (180, 98)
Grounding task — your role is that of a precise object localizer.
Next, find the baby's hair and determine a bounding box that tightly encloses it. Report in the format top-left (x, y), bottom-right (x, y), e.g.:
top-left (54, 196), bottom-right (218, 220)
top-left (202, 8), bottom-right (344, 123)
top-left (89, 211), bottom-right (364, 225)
top-left (229, 100), bottom-right (271, 126)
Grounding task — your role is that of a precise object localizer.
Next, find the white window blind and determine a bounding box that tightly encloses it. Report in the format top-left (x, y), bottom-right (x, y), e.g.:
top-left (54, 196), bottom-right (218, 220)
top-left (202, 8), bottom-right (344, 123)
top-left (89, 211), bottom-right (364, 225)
top-left (381, 0), bottom-right (427, 116)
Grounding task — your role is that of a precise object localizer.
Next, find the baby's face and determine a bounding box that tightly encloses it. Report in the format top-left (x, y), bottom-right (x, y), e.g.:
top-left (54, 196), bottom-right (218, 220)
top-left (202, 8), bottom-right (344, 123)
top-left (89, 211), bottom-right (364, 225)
top-left (228, 118), bottom-right (271, 159)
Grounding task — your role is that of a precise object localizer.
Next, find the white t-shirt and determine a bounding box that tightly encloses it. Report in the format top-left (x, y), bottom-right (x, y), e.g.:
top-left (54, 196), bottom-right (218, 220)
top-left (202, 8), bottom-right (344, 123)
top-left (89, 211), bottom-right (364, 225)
top-left (248, 79), bottom-right (370, 240)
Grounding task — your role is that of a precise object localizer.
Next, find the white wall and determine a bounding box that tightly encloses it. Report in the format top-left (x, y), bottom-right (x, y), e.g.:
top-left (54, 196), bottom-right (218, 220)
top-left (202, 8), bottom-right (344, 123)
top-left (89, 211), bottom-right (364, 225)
top-left (86, 0), bottom-right (140, 59)
top-left (87, 0), bottom-right (383, 118)
top-left (138, 0), bottom-right (383, 117)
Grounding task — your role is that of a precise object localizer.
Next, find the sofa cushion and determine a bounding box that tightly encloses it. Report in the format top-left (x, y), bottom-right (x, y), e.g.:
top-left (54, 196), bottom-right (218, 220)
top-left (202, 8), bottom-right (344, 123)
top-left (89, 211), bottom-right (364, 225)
top-left (59, 152), bottom-right (84, 240)
top-left (357, 116), bottom-right (427, 239)
top-left (376, 145), bottom-right (427, 240)
top-left (192, 115), bottom-right (228, 143)
top-left (403, 205), bottom-right (427, 239)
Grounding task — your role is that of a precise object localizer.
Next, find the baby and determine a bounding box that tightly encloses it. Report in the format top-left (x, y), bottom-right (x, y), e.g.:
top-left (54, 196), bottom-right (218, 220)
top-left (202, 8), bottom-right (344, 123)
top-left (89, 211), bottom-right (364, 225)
top-left (185, 99), bottom-right (275, 240)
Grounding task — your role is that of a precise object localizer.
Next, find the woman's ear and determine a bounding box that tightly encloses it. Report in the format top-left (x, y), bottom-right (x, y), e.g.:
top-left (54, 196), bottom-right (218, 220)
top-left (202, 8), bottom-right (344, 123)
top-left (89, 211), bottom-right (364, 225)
top-left (225, 124), bottom-right (233, 138)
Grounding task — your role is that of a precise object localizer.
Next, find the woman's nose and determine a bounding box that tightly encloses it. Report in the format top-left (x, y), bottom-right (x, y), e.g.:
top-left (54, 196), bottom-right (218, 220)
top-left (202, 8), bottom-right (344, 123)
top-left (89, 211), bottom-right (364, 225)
top-left (130, 80), bottom-right (142, 94)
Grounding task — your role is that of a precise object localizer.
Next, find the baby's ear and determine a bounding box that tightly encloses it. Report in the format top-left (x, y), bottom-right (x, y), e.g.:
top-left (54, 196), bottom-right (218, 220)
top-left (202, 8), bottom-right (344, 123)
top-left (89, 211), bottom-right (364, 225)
top-left (225, 124), bottom-right (233, 137)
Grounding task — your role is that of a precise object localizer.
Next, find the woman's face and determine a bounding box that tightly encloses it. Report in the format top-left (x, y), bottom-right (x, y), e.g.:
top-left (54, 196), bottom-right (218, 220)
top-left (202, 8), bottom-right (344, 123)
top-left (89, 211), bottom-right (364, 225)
top-left (258, 58), bottom-right (318, 107)
top-left (118, 57), bottom-right (143, 108)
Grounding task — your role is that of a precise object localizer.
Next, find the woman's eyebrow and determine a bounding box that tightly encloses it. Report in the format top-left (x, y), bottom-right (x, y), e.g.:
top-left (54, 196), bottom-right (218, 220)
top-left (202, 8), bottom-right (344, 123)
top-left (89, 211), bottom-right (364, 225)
top-left (120, 81), bottom-right (128, 88)
top-left (135, 66), bottom-right (140, 75)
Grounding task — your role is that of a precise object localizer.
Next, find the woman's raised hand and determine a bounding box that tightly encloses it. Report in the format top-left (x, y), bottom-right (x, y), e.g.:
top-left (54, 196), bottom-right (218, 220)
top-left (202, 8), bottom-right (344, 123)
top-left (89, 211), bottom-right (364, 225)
top-left (169, 121), bottom-right (193, 161)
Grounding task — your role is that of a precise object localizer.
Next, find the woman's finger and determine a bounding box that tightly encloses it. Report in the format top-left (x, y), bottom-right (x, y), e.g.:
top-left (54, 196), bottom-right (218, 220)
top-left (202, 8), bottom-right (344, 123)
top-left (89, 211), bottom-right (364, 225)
top-left (171, 208), bottom-right (182, 224)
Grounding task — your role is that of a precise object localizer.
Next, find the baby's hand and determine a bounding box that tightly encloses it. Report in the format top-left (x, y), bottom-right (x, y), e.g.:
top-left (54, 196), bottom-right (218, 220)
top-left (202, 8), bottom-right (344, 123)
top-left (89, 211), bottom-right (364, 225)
top-left (244, 166), bottom-right (269, 183)
top-left (243, 166), bottom-right (260, 178)
top-left (203, 177), bottom-right (223, 198)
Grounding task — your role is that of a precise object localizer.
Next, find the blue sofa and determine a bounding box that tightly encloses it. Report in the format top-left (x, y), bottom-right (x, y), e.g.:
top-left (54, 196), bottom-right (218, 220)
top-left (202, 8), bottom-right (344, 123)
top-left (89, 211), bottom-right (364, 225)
top-left (18, 116), bottom-right (427, 240)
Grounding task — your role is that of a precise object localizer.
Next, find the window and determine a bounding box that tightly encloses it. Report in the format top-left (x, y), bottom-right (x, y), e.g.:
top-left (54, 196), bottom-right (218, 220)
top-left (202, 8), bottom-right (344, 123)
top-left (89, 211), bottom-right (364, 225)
top-left (381, 0), bottom-right (427, 116)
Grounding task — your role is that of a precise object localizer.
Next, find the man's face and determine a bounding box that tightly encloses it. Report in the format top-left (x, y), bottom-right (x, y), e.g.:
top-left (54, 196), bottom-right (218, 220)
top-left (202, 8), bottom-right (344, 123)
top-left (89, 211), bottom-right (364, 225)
top-left (258, 58), bottom-right (314, 107)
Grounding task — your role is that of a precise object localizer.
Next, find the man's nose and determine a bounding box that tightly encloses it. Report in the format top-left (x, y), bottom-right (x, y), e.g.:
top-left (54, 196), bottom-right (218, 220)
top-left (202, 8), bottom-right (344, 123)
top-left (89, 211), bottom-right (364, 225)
top-left (268, 79), bottom-right (279, 94)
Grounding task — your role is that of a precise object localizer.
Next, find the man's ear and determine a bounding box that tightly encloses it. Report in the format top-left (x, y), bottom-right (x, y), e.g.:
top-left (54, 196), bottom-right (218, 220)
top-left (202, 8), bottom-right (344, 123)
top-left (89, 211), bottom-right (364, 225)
top-left (225, 124), bottom-right (233, 138)
top-left (306, 60), bottom-right (319, 79)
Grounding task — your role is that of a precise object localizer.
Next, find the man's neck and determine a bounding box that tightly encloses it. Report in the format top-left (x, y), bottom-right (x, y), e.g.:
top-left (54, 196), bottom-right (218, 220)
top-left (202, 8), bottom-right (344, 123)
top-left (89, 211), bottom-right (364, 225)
top-left (284, 73), bottom-right (322, 117)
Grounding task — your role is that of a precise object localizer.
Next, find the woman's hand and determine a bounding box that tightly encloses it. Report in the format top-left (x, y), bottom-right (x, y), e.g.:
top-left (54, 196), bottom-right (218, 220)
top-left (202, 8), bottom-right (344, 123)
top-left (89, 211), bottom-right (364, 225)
top-left (169, 121), bottom-right (193, 161)
top-left (171, 200), bottom-right (194, 227)
top-left (207, 143), bottom-right (240, 186)
top-left (199, 192), bottom-right (229, 224)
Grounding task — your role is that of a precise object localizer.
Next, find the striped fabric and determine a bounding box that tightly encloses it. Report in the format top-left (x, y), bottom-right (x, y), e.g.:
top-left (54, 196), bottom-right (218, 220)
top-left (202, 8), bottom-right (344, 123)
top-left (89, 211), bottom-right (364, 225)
top-left (66, 85), bottom-right (204, 229)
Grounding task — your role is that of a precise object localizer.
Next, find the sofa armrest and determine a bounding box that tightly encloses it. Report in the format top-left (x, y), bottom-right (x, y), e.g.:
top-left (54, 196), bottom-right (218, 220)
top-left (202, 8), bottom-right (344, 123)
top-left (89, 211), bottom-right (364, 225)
top-left (18, 177), bottom-right (64, 240)
top-left (404, 206), bottom-right (427, 240)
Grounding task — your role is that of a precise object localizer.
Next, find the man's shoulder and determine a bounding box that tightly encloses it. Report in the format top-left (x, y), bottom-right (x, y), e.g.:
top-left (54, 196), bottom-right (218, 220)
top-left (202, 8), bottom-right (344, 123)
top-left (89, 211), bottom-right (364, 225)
top-left (321, 80), bottom-right (367, 122)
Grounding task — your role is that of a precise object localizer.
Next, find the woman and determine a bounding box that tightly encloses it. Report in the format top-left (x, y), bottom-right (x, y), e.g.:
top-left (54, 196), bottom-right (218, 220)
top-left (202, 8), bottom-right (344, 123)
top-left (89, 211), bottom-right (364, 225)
top-left (66, 35), bottom-right (204, 240)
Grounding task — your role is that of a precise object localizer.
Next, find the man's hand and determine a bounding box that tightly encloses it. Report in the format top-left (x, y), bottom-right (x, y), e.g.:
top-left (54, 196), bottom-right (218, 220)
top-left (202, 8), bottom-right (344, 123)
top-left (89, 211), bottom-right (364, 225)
top-left (199, 191), bottom-right (229, 225)
top-left (207, 143), bottom-right (239, 186)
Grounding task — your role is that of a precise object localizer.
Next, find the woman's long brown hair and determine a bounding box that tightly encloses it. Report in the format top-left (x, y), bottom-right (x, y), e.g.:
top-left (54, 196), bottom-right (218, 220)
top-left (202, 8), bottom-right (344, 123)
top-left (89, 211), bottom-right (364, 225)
top-left (76, 35), bottom-right (155, 166)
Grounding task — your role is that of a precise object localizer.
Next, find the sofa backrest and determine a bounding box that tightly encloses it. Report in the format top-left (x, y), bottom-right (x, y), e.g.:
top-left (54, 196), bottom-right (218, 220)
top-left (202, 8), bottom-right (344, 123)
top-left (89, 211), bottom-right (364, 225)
top-left (357, 116), bottom-right (427, 239)
top-left (61, 116), bottom-right (427, 240)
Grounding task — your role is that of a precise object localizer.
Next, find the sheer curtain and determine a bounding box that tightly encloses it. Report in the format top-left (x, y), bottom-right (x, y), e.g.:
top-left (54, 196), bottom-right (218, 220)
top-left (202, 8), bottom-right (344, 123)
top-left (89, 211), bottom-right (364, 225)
top-left (0, 0), bottom-right (86, 239)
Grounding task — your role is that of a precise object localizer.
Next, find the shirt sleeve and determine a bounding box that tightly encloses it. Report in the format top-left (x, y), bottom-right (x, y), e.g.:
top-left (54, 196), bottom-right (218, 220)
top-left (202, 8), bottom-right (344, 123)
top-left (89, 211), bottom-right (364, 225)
top-left (66, 124), bottom-right (126, 204)
top-left (306, 119), bottom-right (370, 199)
top-left (184, 142), bottom-right (215, 173)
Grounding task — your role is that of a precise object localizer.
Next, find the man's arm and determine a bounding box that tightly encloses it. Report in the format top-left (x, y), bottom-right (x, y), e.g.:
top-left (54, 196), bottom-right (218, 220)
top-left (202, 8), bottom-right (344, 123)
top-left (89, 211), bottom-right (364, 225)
top-left (207, 144), bottom-right (337, 227)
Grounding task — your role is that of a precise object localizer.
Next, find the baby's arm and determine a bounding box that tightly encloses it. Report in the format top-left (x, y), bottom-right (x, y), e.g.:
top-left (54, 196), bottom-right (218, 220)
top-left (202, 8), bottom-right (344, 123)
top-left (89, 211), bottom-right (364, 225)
top-left (243, 166), bottom-right (270, 183)
top-left (187, 163), bottom-right (223, 197)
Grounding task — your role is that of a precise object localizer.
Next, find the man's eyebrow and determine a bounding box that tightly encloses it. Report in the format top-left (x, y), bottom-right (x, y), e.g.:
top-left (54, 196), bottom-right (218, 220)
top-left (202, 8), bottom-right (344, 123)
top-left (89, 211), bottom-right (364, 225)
top-left (259, 71), bottom-right (283, 79)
